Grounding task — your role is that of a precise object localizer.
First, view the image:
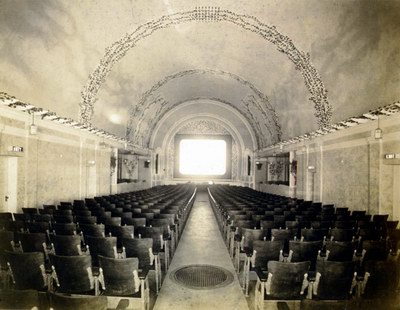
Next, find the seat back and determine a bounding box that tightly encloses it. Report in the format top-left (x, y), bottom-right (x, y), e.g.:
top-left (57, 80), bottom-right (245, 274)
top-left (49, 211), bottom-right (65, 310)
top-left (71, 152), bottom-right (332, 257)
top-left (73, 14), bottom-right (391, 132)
top-left (136, 226), bottom-right (164, 249)
top-left (50, 254), bottom-right (93, 293)
top-left (333, 221), bottom-right (356, 229)
top-left (6, 251), bottom-right (47, 290)
top-left (364, 260), bottom-right (400, 298)
top-left (52, 223), bottom-right (77, 235)
top-left (26, 221), bottom-right (51, 234)
top-left (148, 218), bottom-right (171, 234)
top-left (123, 217), bottom-right (146, 227)
top-left (17, 232), bottom-right (47, 253)
top-left (267, 261), bottom-right (310, 299)
top-left (361, 240), bottom-right (389, 262)
top-left (329, 228), bottom-right (355, 241)
top-left (0, 212), bottom-right (13, 220)
top-left (106, 225), bottom-right (134, 247)
top-left (53, 215), bottom-right (74, 224)
top-left (242, 228), bottom-right (266, 249)
top-left (289, 240), bottom-right (322, 268)
top-left (0, 230), bottom-right (14, 267)
top-left (50, 234), bottom-right (82, 256)
top-left (271, 228), bottom-right (296, 241)
top-left (86, 236), bottom-right (117, 267)
top-left (325, 240), bottom-right (356, 262)
top-left (0, 289), bottom-right (43, 309)
top-left (252, 240), bottom-right (284, 268)
top-left (315, 260), bottom-right (355, 299)
top-left (75, 215), bottom-right (97, 224)
top-left (99, 256), bottom-right (140, 295)
top-left (80, 223), bottom-right (105, 238)
top-left (122, 237), bottom-right (153, 269)
top-left (301, 228), bottom-right (328, 241)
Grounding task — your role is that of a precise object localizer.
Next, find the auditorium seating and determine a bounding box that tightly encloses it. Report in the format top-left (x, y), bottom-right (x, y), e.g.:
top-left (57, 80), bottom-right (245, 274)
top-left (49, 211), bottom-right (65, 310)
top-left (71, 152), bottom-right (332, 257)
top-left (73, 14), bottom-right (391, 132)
top-left (208, 184), bottom-right (400, 308)
top-left (98, 255), bottom-right (150, 309)
top-left (0, 184), bottom-right (196, 309)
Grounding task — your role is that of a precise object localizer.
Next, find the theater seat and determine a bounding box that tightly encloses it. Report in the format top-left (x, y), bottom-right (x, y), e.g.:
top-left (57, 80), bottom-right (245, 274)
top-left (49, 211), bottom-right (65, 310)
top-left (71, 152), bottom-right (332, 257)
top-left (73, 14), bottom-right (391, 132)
top-left (6, 251), bottom-right (49, 290)
top-left (255, 261), bottom-right (310, 310)
top-left (98, 255), bottom-right (150, 310)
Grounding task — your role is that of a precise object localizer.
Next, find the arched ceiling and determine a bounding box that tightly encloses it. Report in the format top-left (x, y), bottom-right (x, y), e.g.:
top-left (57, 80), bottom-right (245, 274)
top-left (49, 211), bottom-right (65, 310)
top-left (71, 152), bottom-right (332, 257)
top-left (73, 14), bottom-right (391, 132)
top-left (121, 69), bottom-right (281, 149)
top-left (1, 0), bottom-right (399, 150)
top-left (151, 99), bottom-right (256, 151)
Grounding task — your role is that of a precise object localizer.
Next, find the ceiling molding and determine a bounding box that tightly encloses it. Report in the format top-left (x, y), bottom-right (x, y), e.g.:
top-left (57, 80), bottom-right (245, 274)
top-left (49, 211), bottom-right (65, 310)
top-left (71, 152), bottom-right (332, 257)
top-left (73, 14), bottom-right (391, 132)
top-left (126, 69), bottom-right (281, 148)
top-left (149, 98), bottom-right (256, 150)
top-left (80, 7), bottom-right (332, 132)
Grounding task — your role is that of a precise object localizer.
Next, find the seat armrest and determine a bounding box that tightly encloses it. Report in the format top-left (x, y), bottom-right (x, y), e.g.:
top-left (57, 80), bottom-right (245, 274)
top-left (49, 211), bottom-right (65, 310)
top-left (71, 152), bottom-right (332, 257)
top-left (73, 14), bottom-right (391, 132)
top-left (234, 234), bottom-right (242, 242)
top-left (170, 224), bottom-right (176, 231)
top-left (355, 250), bottom-right (363, 258)
top-left (243, 247), bottom-right (253, 256)
top-left (153, 245), bottom-right (161, 255)
top-left (356, 271), bottom-right (365, 281)
top-left (230, 226), bottom-right (236, 232)
top-left (307, 271), bottom-right (317, 282)
top-left (91, 267), bottom-right (100, 277)
top-left (163, 233), bottom-right (171, 241)
top-left (254, 267), bottom-right (268, 282)
top-left (139, 266), bottom-right (150, 279)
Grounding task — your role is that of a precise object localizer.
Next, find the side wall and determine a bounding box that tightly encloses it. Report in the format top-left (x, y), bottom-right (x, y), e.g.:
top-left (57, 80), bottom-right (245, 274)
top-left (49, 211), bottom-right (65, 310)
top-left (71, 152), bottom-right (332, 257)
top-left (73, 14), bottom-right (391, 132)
top-left (0, 107), bottom-right (148, 212)
top-left (257, 114), bottom-right (400, 220)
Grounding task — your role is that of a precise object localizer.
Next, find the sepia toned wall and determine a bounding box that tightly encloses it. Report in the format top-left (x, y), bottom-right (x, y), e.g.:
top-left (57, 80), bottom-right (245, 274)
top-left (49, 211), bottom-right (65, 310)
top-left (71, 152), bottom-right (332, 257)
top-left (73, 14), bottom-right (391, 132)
top-left (0, 108), bottom-right (116, 212)
top-left (257, 113), bottom-right (400, 220)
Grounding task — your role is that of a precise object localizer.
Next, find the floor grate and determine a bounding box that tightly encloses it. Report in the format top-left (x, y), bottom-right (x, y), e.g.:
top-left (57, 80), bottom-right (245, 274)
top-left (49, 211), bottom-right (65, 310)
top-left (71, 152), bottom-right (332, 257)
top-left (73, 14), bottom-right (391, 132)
top-left (170, 264), bottom-right (234, 290)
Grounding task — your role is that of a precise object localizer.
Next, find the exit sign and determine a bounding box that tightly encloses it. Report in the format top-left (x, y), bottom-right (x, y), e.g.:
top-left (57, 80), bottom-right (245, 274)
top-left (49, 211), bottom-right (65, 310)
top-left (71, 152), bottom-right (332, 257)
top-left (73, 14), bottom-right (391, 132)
top-left (10, 146), bottom-right (24, 152)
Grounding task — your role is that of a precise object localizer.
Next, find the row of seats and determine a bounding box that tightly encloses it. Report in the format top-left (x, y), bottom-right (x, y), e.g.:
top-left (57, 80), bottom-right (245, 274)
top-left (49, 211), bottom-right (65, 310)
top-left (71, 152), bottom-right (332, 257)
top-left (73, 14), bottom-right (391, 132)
top-left (208, 185), bottom-right (400, 310)
top-left (0, 184), bottom-right (197, 310)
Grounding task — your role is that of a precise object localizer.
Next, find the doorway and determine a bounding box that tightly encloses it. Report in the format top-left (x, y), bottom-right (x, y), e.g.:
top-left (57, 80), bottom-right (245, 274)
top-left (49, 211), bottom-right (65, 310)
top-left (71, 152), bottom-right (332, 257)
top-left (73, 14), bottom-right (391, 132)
top-left (0, 156), bottom-right (18, 213)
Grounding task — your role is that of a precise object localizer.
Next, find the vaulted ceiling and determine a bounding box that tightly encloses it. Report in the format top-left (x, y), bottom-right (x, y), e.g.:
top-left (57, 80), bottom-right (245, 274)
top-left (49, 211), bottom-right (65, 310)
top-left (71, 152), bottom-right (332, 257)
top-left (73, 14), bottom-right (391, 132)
top-left (1, 0), bottom-right (399, 149)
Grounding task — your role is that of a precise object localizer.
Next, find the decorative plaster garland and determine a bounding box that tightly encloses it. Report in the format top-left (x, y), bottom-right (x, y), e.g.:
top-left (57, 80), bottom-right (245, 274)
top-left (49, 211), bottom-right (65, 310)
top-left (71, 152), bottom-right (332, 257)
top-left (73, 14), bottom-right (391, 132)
top-left (126, 69), bottom-right (281, 148)
top-left (177, 119), bottom-right (230, 135)
top-left (137, 96), bottom-right (263, 148)
top-left (80, 7), bottom-right (332, 130)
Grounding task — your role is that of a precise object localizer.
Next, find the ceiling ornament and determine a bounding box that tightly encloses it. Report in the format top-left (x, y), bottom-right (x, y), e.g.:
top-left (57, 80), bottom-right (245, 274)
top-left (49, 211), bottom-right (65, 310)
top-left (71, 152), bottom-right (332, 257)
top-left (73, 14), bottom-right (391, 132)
top-left (80, 7), bottom-right (332, 133)
top-left (177, 119), bottom-right (230, 135)
top-left (126, 69), bottom-right (281, 148)
top-left (139, 96), bottom-right (263, 149)
top-left (260, 100), bottom-right (400, 152)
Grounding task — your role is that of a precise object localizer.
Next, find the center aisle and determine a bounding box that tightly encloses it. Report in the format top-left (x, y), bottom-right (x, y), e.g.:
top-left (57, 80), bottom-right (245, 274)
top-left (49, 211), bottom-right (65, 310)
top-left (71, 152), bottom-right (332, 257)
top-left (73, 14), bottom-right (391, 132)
top-left (153, 191), bottom-right (249, 310)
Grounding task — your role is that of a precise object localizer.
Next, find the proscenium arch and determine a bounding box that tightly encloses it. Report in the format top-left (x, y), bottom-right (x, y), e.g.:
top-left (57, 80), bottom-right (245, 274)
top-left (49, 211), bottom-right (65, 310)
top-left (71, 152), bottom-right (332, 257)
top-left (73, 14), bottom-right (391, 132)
top-left (157, 113), bottom-right (248, 154)
top-left (128, 69), bottom-right (281, 148)
top-left (161, 115), bottom-right (244, 181)
top-left (80, 7), bottom-right (332, 129)
top-left (149, 98), bottom-right (257, 151)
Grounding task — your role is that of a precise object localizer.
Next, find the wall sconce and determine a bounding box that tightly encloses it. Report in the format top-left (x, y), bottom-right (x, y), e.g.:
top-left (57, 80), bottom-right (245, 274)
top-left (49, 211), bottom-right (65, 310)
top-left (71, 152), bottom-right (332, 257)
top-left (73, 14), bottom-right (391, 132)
top-left (99, 141), bottom-right (107, 149)
top-left (29, 113), bottom-right (37, 135)
top-left (144, 159), bottom-right (150, 168)
top-left (374, 116), bottom-right (383, 140)
top-left (307, 165), bottom-right (316, 173)
top-left (374, 128), bottom-right (383, 139)
top-left (87, 160), bottom-right (96, 166)
top-left (256, 161), bottom-right (263, 170)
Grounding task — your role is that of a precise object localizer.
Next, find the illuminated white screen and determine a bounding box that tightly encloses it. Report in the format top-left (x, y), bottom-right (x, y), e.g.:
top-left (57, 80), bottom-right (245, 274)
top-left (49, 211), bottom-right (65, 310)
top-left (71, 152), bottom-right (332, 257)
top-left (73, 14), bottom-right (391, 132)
top-left (179, 139), bottom-right (226, 175)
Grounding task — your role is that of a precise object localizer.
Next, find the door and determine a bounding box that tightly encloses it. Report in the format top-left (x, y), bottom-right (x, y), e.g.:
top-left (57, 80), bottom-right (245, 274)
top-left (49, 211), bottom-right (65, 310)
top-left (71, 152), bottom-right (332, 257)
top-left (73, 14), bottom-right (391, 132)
top-left (393, 165), bottom-right (400, 221)
top-left (0, 156), bottom-right (18, 213)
